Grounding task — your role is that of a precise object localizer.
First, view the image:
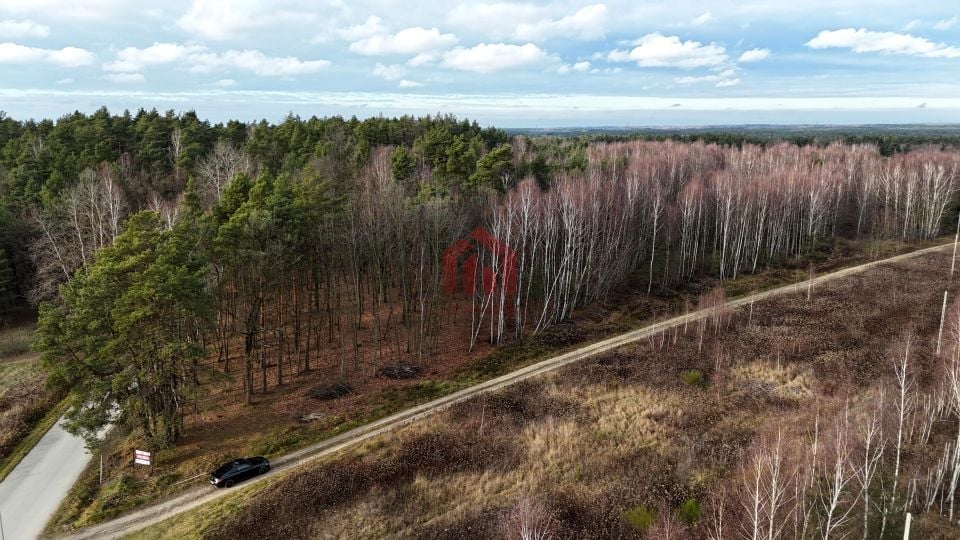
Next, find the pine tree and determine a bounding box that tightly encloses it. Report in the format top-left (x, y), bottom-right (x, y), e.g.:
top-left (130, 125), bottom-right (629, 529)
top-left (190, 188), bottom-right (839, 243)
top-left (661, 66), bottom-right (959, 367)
top-left (0, 248), bottom-right (15, 321)
top-left (37, 211), bottom-right (210, 449)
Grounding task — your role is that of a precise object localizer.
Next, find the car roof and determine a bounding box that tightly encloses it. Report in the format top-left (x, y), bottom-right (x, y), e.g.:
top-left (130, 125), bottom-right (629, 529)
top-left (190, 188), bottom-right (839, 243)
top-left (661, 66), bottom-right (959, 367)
top-left (214, 457), bottom-right (262, 471)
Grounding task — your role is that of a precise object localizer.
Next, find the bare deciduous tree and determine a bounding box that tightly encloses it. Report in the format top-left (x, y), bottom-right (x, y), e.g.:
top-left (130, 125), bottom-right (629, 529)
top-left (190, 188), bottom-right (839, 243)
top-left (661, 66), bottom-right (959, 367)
top-left (197, 140), bottom-right (254, 205)
top-left (27, 166), bottom-right (128, 303)
top-left (502, 496), bottom-right (557, 540)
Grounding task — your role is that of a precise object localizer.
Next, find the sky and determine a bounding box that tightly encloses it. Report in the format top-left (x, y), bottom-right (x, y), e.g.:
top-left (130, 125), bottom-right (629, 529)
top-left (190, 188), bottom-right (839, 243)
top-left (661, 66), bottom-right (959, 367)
top-left (0, 0), bottom-right (959, 126)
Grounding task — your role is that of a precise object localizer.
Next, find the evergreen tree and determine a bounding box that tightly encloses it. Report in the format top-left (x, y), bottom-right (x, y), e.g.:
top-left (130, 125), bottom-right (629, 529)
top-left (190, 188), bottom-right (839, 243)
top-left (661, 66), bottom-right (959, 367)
top-left (390, 146), bottom-right (416, 183)
top-left (37, 211), bottom-right (210, 449)
top-left (0, 248), bottom-right (15, 321)
top-left (468, 144), bottom-right (513, 193)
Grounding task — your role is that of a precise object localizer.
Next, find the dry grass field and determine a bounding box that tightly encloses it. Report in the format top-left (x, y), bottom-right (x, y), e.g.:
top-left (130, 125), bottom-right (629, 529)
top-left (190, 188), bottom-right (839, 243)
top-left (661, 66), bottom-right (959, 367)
top-left (127, 246), bottom-right (960, 539)
top-left (0, 323), bottom-right (65, 479)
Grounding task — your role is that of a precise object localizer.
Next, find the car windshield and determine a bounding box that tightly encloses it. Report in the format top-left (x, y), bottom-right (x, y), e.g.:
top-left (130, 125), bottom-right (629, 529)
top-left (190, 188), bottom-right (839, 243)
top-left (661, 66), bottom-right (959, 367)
top-left (213, 461), bottom-right (239, 476)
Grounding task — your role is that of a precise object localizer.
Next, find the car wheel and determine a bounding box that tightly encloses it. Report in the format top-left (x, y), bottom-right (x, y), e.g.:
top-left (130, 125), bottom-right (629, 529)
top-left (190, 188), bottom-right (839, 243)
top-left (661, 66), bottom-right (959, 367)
top-left (224, 480), bottom-right (234, 488)
top-left (259, 466), bottom-right (269, 475)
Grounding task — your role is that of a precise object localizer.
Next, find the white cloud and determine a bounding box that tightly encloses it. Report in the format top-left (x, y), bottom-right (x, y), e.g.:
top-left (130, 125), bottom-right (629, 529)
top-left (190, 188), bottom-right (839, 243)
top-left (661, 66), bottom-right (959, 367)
top-left (674, 74), bottom-right (714, 84)
top-left (442, 42), bottom-right (549, 73)
top-left (934, 17), bottom-right (958, 31)
top-left (608, 33), bottom-right (728, 68)
top-left (211, 78), bottom-right (236, 87)
top-left (0, 19), bottom-right (49, 38)
top-left (177, 0), bottom-right (313, 40)
top-left (0, 42), bottom-right (94, 67)
top-left (407, 52), bottom-right (435, 66)
top-left (738, 48), bottom-right (770, 62)
top-left (514, 4), bottom-right (608, 42)
top-left (447, 3), bottom-right (543, 34)
top-left (398, 79), bottom-right (423, 88)
top-left (372, 62), bottom-right (405, 81)
top-left (903, 20), bottom-right (921, 31)
top-left (588, 66), bottom-right (622, 74)
top-left (674, 68), bottom-right (738, 86)
top-left (0, 0), bottom-right (125, 20)
top-left (55, 77), bottom-right (73, 84)
top-left (190, 50), bottom-right (330, 76)
top-left (806, 28), bottom-right (960, 58)
top-left (557, 60), bottom-right (591, 74)
top-left (104, 72), bottom-right (145, 83)
top-left (333, 16), bottom-right (385, 41)
top-left (104, 42), bottom-right (330, 77)
top-left (691, 12), bottom-right (714, 26)
top-left (104, 42), bottom-right (204, 72)
top-left (47, 47), bottom-right (94, 67)
top-left (350, 27), bottom-right (458, 56)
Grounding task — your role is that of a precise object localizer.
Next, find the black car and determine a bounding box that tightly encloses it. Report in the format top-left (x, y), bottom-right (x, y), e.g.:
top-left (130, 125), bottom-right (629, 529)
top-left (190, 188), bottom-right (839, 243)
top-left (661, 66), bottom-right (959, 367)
top-left (210, 457), bottom-right (270, 488)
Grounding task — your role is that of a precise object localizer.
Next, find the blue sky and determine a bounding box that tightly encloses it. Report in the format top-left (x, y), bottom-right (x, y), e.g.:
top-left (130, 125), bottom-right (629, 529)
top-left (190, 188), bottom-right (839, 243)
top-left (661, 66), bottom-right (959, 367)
top-left (0, 0), bottom-right (959, 126)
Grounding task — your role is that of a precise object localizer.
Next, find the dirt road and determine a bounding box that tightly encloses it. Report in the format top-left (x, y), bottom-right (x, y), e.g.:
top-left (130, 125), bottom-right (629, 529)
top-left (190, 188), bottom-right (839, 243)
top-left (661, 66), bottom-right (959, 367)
top-left (61, 242), bottom-right (953, 540)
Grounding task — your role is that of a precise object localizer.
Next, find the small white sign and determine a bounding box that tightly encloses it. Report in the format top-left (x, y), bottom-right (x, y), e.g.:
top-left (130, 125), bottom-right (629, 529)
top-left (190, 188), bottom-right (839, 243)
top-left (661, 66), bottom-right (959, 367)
top-left (134, 449), bottom-right (151, 466)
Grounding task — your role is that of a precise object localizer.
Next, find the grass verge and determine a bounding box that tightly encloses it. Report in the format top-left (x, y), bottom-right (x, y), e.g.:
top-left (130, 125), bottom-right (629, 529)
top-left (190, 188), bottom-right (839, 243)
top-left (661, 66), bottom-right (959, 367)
top-left (123, 476), bottom-right (269, 540)
top-left (0, 396), bottom-right (70, 482)
top-left (0, 325), bottom-right (33, 359)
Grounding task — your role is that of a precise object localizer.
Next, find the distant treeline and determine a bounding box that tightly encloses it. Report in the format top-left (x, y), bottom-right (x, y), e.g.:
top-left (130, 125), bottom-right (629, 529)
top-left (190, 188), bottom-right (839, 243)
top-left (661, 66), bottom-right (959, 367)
top-left (508, 125), bottom-right (960, 155)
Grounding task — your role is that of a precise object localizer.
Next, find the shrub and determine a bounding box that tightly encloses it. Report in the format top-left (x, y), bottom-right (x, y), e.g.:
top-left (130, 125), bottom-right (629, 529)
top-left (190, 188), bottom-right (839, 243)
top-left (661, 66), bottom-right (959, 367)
top-left (308, 381), bottom-right (353, 401)
top-left (681, 370), bottom-right (707, 388)
top-left (535, 323), bottom-right (585, 347)
top-left (377, 364), bottom-right (422, 379)
top-left (502, 496), bottom-right (558, 540)
top-left (622, 504), bottom-right (657, 534)
top-left (678, 498), bottom-right (701, 525)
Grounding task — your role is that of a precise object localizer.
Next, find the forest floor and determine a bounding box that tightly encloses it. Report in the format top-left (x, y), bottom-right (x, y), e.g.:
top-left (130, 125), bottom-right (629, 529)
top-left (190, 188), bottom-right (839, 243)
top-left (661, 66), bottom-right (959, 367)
top-left (45, 236), bottom-right (945, 536)
top-left (118, 242), bottom-right (960, 540)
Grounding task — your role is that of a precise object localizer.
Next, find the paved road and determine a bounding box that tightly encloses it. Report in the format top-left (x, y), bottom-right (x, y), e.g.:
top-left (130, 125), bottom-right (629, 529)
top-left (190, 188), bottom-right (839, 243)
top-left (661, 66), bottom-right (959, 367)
top-left (0, 417), bottom-right (91, 540)
top-left (64, 241), bottom-right (954, 540)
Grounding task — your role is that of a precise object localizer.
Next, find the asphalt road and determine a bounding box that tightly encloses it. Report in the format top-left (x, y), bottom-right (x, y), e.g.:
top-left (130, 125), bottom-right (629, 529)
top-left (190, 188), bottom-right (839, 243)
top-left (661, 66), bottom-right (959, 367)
top-left (0, 417), bottom-right (91, 540)
top-left (63, 241), bottom-right (954, 540)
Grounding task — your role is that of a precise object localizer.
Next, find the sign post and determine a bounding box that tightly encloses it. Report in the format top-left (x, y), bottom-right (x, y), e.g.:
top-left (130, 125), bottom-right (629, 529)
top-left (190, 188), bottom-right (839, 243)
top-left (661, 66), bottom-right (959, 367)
top-left (134, 449), bottom-right (151, 466)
